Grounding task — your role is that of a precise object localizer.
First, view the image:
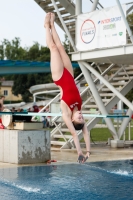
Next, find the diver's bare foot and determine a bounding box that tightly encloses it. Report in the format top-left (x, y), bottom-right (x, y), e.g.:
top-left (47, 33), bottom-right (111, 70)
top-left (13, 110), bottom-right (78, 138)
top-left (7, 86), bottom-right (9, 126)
top-left (50, 12), bottom-right (55, 26)
top-left (44, 13), bottom-right (51, 28)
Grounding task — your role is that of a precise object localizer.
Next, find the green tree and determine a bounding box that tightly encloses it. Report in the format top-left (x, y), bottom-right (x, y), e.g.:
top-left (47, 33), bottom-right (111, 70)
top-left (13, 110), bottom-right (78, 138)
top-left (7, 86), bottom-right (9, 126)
top-left (0, 38), bottom-right (50, 61)
top-left (1, 38), bottom-right (26, 60)
top-left (62, 34), bottom-right (71, 56)
top-left (0, 41), bottom-right (4, 60)
top-left (127, 12), bottom-right (133, 32)
top-left (0, 38), bottom-right (52, 102)
top-left (27, 42), bottom-right (50, 61)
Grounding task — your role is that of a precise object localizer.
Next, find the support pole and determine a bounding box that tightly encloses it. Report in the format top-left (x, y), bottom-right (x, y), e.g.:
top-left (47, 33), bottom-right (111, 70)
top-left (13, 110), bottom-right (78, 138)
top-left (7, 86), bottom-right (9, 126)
top-left (75, 0), bottom-right (82, 47)
top-left (75, 0), bottom-right (82, 15)
top-left (117, 103), bottom-right (133, 139)
top-left (90, 0), bottom-right (99, 12)
top-left (128, 122), bottom-right (131, 140)
top-left (116, 0), bottom-right (133, 43)
top-left (33, 96), bottom-right (36, 103)
top-left (123, 131), bottom-right (125, 141)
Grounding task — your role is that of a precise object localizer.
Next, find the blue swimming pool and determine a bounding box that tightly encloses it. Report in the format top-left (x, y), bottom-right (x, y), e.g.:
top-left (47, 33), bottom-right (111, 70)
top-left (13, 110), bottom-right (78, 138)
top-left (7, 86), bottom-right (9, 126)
top-left (0, 160), bottom-right (133, 200)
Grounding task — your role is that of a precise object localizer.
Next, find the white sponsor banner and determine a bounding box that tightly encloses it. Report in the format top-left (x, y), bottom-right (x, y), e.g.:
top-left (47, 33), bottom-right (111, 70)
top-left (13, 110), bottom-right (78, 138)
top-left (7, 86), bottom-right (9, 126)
top-left (76, 5), bottom-right (126, 51)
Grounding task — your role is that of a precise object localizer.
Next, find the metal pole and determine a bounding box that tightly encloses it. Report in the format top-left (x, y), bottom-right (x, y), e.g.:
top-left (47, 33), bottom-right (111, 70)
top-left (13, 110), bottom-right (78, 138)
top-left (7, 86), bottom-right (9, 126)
top-left (117, 116), bottom-right (119, 132)
top-left (33, 96), bottom-right (36, 102)
top-left (116, 0), bottom-right (133, 43)
top-left (128, 122), bottom-right (131, 140)
top-left (118, 101), bottom-right (133, 139)
top-left (123, 131), bottom-right (125, 141)
top-left (76, 0), bottom-right (82, 15)
top-left (75, 0), bottom-right (82, 47)
top-left (90, 0), bottom-right (104, 9)
top-left (90, 0), bottom-right (99, 12)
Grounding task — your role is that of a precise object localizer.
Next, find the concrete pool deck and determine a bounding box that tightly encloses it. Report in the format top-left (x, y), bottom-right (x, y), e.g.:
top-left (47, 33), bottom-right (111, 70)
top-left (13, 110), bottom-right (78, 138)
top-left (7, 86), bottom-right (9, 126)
top-left (0, 144), bottom-right (133, 168)
top-left (51, 145), bottom-right (133, 163)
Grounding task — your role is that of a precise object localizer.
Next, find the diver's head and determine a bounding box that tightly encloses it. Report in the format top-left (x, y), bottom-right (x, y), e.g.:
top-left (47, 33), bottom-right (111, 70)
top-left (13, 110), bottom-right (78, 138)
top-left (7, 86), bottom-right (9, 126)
top-left (72, 110), bottom-right (84, 130)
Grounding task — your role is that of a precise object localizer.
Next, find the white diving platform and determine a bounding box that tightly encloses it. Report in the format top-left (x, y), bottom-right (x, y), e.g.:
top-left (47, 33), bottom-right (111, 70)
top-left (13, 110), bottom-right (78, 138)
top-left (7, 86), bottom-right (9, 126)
top-left (71, 44), bottom-right (133, 65)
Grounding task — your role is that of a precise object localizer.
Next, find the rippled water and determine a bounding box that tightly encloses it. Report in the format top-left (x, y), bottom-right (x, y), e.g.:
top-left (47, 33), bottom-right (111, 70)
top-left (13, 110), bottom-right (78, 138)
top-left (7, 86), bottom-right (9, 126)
top-left (0, 160), bottom-right (133, 200)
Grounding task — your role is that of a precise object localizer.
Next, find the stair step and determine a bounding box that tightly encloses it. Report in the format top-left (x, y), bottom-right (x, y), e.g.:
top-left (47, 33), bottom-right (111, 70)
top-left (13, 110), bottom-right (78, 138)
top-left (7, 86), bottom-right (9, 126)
top-left (40, 0), bottom-right (58, 6)
top-left (109, 67), bottom-right (120, 71)
top-left (43, 4), bottom-right (63, 12)
top-left (111, 66), bottom-right (133, 72)
top-left (62, 15), bottom-right (72, 21)
top-left (51, 141), bottom-right (66, 146)
top-left (95, 124), bottom-right (118, 128)
top-left (82, 110), bottom-right (99, 114)
top-left (118, 71), bottom-right (133, 76)
top-left (102, 99), bottom-right (110, 102)
top-left (101, 88), bottom-right (111, 92)
top-left (53, 134), bottom-right (72, 139)
top-left (102, 88), bottom-right (120, 91)
top-left (113, 76), bottom-right (133, 80)
top-left (68, 27), bottom-right (75, 31)
top-left (110, 82), bottom-right (125, 86)
top-left (90, 98), bottom-right (109, 102)
top-left (39, 1), bottom-right (54, 7)
top-left (61, 128), bottom-right (70, 132)
top-left (100, 93), bottom-right (114, 97)
top-left (65, 21), bottom-right (75, 26)
top-left (84, 105), bottom-right (98, 108)
top-left (60, 9), bottom-right (69, 15)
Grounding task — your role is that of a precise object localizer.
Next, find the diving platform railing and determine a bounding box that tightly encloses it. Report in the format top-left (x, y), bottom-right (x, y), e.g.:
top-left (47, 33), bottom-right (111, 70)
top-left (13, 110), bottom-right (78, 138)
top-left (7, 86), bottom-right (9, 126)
top-left (71, 44), bottom-right (133, 65)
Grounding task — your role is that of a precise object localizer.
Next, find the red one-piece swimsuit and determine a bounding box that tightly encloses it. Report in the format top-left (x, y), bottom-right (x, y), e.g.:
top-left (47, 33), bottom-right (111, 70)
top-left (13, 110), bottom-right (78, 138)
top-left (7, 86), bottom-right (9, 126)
top-left (54, 68), bottom-right (82, 111)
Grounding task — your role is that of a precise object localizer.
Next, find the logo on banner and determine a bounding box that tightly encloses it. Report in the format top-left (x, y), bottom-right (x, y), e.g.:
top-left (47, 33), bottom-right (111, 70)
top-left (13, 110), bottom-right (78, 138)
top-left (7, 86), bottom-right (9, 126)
top-left (80, 19), bottom-right (96, 44)
top-left (103, 24), bottom-right (116, 30)
top-left (98, 16), bottom-right (121, 24)
top-left (112, 33), bottom-right (117, 36)
top-left (119, 32), bottom-right (123, 36)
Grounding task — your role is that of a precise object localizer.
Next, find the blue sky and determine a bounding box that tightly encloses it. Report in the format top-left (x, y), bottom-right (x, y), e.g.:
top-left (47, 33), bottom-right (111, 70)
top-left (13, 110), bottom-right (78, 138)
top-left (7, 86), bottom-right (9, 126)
top-left (0, 0), bottom-right (132, 47)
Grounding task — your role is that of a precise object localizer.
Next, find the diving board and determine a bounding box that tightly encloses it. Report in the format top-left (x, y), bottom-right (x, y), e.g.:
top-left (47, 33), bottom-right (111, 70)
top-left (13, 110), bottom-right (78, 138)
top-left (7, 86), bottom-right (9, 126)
top-left (71, 44), bottom-right (133, 65)
top-left (0, 112), bottom-right (129, 118)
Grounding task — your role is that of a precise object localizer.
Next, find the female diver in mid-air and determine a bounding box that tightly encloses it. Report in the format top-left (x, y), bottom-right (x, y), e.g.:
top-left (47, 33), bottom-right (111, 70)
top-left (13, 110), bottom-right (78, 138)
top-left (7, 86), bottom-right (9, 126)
top-left (44, 13), bottom-right (90, 163)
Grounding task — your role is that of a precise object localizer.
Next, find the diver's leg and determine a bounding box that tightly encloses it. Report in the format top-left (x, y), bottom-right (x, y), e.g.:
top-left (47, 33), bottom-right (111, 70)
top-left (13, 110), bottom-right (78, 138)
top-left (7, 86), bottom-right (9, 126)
top-left (50, 13), bottom-right (74, 76)
top-left (44, 13), bottom-right (64, 81)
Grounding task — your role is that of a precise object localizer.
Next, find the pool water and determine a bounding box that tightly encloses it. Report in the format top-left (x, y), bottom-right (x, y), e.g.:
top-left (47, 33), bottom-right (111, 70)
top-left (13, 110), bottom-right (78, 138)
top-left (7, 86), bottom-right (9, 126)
top-left (0, 160), bottom-right (133, 200)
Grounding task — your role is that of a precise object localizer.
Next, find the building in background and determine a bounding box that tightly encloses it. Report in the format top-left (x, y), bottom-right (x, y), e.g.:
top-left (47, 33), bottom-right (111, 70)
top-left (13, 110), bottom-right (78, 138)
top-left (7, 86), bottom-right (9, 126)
top-left (0, 80), bottom-right (22, 102)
